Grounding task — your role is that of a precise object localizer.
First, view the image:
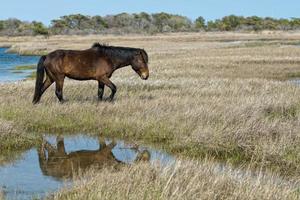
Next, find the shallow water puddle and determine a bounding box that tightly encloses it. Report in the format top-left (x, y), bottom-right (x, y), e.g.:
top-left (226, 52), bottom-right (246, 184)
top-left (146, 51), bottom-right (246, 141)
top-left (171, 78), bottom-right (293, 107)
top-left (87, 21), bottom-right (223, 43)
top-left (0, 135), bottom-right (175, 200)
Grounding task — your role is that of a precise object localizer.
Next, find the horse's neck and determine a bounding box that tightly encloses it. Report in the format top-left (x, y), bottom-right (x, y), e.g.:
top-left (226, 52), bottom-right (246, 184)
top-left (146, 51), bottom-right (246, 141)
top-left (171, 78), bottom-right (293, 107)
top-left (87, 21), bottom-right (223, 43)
top-left (113, 59), bottom-right (131, 70)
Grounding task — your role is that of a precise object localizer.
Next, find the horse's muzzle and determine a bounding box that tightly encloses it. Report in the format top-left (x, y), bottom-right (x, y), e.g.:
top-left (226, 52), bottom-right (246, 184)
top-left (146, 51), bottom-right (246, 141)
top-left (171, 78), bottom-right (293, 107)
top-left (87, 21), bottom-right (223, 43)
top-left (138, 68), bottom-right (149, 80)
top-left (141, 73), bottom-right (149, 80)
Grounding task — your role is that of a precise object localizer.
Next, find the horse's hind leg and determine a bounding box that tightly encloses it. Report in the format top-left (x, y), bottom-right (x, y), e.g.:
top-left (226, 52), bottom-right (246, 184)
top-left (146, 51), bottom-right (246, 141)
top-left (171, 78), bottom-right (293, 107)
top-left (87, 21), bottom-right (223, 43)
top-left (34, 75), bottom-right (53, 103)
top-left (55, 77), bottom-right (65, 102)
top-left (38, 141), bottom-right (46, 161)
top-left (42, 76), bottom-right (54, 93)
top-left (37, 143), bottom-right (48, 173)
top-left (40, 76), bottom-right (54, 97)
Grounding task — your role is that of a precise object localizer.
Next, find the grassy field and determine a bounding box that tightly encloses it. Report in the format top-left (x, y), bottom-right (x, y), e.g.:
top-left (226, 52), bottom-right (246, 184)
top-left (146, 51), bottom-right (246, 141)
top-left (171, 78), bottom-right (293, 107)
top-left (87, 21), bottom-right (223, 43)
top-left (53, 162), bottom-right (299, 200)
top-left (1, 32), bottom-right (300, 199)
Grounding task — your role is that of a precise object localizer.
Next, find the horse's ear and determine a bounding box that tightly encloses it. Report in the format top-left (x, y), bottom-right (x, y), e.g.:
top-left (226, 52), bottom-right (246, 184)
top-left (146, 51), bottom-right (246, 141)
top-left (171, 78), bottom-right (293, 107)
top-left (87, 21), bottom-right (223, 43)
top-left (92, 43), bottom-right (100, 48)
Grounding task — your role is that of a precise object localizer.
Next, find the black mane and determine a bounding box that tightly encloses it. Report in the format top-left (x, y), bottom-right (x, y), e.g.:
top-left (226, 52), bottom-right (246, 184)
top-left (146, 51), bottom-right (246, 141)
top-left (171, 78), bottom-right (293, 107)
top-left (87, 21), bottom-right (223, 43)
top-left (91, 43), bottom-right (148, 63)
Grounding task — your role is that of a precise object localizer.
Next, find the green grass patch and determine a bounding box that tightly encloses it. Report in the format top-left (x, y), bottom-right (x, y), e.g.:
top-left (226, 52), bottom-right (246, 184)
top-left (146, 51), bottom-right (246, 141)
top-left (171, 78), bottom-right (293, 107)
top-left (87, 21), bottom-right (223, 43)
top-left (287, 72), bottom-right (300, 79)
top-left (26, 71), bottom-right (36, 80)
top-left (11, 70), bottom-right (24, 74)
top-left (9, 65), bottom-right (36, 78)
top-left (12, 65), bottom-right (35, 71)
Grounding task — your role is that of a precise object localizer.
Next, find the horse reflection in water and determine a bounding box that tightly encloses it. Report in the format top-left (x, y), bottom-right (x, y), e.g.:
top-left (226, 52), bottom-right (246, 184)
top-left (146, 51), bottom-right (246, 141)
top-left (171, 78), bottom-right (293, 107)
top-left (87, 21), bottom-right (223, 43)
top-left (38, 136), bottom-right (150, 179)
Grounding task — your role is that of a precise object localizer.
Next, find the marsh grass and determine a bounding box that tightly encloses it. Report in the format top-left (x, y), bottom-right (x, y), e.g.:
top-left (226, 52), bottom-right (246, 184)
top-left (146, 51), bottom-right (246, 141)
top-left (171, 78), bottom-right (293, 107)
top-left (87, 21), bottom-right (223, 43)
top-left (1, 33), bottom-right (300, 199)
top-left (1, 33), bottom-right (300, 175)
top-left (12, 65), bottom-right (35, 71)
top-left (1, 77), bottom-right (300, 177)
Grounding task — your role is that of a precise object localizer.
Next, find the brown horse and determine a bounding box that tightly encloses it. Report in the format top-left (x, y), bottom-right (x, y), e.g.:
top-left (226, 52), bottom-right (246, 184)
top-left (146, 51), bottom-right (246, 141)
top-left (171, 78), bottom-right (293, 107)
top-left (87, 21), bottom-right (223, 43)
top-left (38, 136), bottom-right (151, 179)
top-left (32, 43), bottom-right (149, 104)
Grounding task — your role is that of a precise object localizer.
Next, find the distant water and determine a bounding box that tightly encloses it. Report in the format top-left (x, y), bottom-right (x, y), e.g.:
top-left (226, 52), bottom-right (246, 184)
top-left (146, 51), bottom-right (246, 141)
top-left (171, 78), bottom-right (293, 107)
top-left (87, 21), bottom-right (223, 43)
top-left (0, 48), bottom-right (39, 82)
top-left (290, 79), bottom-right (300, 85)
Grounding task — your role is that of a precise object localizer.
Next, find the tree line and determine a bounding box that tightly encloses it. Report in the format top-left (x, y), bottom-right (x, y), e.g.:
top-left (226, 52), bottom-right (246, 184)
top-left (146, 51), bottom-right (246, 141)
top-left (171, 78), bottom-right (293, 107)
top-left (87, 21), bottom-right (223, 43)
top-left (1, 13), bottom-right (300, 36)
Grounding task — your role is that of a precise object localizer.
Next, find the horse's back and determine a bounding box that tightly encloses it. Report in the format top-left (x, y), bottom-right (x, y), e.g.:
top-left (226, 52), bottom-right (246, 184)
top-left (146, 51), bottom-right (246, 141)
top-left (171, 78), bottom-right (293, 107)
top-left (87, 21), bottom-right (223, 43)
top-left (43, 47), bottom-right (114, 81)
top-left (44, 49), bottom-right (99, 79)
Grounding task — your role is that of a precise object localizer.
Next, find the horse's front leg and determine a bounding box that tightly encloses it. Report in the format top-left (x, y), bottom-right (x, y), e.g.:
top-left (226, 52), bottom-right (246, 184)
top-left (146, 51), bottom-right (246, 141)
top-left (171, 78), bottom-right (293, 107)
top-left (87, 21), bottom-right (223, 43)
top-left (42, 140), bottom-right (57, 158)
top-left (100, 77), bottom-right (117, 102)
top-left (98, 81), bottom-right (105, 101)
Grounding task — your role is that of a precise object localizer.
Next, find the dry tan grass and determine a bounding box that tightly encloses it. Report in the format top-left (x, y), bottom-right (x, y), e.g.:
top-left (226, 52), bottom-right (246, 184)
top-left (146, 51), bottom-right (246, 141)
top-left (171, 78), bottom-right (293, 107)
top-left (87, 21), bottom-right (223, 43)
top-left (1, 31), bottom-right (300, 56)
top-left (52, 161), bottom-right (300, 200)
top-left (0, 191), bottom-right (4, 200)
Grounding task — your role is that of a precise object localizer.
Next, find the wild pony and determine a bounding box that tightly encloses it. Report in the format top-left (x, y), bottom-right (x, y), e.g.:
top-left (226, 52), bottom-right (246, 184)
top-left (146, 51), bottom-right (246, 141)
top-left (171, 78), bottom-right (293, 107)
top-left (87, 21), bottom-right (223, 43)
top-left (32, 43), bottom-right (149, 104)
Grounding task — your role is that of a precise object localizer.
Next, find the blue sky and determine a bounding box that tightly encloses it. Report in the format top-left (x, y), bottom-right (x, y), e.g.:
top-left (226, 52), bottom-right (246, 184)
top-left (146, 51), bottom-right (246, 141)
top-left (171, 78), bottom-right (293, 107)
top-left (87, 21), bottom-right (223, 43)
top-left (1, 0), bottom-right (300, 25)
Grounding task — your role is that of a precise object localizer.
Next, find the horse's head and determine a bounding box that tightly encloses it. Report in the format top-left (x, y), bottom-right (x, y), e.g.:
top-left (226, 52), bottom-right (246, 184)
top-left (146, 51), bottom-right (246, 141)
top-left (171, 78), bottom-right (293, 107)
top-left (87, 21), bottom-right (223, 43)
top-left (134, 150), bottom-right (151, 162)
top-left (131, 49), bottom-right (149, 80)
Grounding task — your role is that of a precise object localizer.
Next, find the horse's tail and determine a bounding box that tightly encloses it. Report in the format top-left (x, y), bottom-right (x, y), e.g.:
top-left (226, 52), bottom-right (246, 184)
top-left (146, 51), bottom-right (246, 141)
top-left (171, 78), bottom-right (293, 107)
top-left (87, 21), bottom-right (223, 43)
top-left (33, 55), bottom-right (46, 104)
